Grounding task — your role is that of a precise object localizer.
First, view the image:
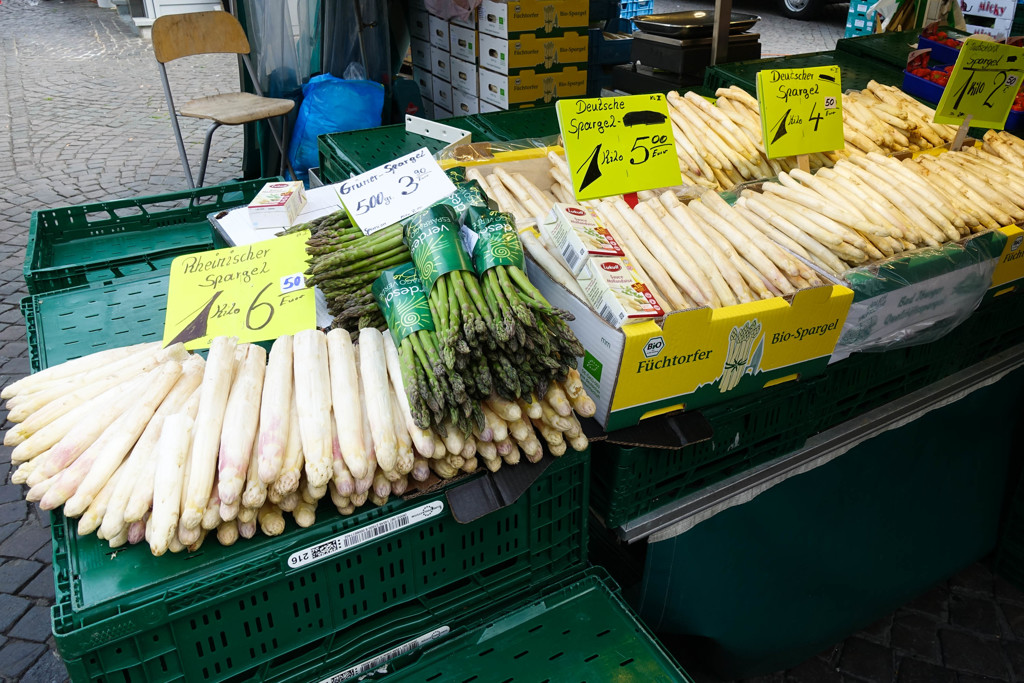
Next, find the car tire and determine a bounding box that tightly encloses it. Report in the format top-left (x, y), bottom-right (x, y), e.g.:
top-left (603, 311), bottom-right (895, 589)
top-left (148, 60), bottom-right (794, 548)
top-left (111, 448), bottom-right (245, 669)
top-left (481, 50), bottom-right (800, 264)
top-left (777, 0), bottom-right (820, 20)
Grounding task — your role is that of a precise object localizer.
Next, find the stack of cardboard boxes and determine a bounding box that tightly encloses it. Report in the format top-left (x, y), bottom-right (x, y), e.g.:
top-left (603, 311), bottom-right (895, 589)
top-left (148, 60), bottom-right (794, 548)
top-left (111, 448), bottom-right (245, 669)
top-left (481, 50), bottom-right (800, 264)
top-left (409, 0), bottom-right (591, 116)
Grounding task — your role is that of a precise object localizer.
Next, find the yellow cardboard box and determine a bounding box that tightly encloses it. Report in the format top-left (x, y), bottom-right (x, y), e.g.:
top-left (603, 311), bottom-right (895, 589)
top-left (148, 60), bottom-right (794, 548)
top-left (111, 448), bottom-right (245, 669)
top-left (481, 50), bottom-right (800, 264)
top-left (478, 66), bottom-right (587, 110)
top-left (479, 31), bottom-right (589, 74)
top-left (478, 0), bottom-right (589, 38)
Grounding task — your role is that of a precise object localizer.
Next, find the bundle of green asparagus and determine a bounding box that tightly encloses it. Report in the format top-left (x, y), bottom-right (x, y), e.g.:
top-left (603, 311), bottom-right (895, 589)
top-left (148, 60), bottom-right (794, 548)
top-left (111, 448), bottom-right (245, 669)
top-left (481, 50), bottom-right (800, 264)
top-left (288, 210), bottom-right (410, 331)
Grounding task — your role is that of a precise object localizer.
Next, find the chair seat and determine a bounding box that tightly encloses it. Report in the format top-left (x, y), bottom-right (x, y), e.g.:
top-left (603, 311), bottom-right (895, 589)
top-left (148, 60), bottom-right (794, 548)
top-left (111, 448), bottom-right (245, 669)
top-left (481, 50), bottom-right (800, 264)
top-left (179, 92), bottom-right (294, 125)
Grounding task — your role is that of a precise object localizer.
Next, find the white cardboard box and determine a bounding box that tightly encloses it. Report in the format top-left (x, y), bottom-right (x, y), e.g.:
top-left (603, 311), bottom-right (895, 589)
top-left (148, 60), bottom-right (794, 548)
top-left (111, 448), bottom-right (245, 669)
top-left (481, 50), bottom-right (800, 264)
top-left (479, 99), bottom-right (503, 113)
top-left (449, 24), bottom-right (478, 62)
top-left (428, 15), bottom-right (450, 51)
top-left (412, 65), bottom-right (432, 101)
top-left (419, 97), bottom-right (435, 119)
top-left (431, 48), bottom-right (452, 82)
top-left (450, 7), bottom-right (477, 28)
top-left (452, 87), bottom-right (479, 115)
top-left (410, 38), bottom-right (432, 70)
top-left (247, 181), bottom-right (307, 230)
top-left (409, 9), bottom-right (430, 40)
top-left (432, 76), bottom-right (453, 111)
top-left (450, 56), bottom-right (479, 96)
top-left (435, 103), bottom-right (454, 119)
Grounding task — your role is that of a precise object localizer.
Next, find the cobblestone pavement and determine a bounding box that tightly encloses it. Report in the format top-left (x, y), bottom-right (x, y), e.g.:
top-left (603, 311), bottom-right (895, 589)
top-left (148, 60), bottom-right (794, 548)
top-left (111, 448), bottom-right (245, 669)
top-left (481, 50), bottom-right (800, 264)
top-left (0, 1), bottom-right (1019, 682)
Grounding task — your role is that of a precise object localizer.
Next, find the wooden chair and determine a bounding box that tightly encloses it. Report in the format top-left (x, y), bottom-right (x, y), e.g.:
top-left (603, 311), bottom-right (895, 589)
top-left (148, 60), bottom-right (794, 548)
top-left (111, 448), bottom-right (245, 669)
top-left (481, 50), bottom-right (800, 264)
top-left (152, 11), bottom-right (297, 188)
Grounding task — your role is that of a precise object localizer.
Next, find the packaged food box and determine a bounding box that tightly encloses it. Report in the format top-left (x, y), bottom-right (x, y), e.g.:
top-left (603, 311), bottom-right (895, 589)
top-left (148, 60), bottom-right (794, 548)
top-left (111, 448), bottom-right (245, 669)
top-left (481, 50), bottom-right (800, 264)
top-left (580, 256), bottom-right (665, 327)
top-left (247, 181), bottom-right (307, 230)
top-left (539, 203), bottom-right (624, 275)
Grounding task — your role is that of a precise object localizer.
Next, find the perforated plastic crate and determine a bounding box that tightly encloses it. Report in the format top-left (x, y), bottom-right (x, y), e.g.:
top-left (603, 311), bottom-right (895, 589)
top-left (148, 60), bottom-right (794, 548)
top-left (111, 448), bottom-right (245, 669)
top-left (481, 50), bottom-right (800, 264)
top-left (590, 378), bottom-right (821, 528)
top-left (287, 568), bottom-right (690, 683)
top-left (51, 448), bottom-right (590, 683)
top-left (844, 1), bottom-right (877, 37)
top-left (476, 106), bottom-right (560, 141)
top-left (835, 30), bottom-right (920, 69)
top-left (703, 50), bottom-right (905, 96)
top-left (24, 178), bottom-right (272, 295)
top-left (618, 0), bottom-right (653, 31)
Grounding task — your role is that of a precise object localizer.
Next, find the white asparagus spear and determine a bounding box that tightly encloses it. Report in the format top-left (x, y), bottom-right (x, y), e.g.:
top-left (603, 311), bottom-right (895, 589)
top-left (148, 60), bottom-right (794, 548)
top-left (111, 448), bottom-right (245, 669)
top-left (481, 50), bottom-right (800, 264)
top-left (2, 341), bottom-right (161, 400)
top-left (181, 336), bottom-right (238, 530)
top-left (78, 463), bottom-right (125, 536)
top-left (390, 386), bottom-right (415, 475)
top-left (701, 192), bottom-right (803, 278)
top-left (241, 420), bottom-right (267, 510)
top-left (272, 389), bottom-right (304, 496)
top-left (359, 328), bottom-right (398, 472)
top-left (326, 328), bottom-right (368, 479)
top-left (149, 414), bottom-right (194, 556)
top-left (293, 329), bottom-right (333, 488)
top-left (217, 344), bottom-right (266, 506)
top-left (632, 202), bottom-right (714, 306)
top-left (258, 335), bottom-right (293, 484)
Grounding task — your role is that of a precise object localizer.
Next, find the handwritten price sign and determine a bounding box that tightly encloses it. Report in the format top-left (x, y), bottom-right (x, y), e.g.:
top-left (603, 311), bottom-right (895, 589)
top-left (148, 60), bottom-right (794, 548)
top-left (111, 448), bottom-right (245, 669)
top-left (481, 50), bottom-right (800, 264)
top-left (162, 231), bottom-right (316, 351)
top-left (337, 148), bottom-right (456, 236)
top-left (556, 94), bottom-right (683, 201)
top-left (756, 65), bottom-right (845, 159)
top-left (934, 38), bottom-right (1024, 129)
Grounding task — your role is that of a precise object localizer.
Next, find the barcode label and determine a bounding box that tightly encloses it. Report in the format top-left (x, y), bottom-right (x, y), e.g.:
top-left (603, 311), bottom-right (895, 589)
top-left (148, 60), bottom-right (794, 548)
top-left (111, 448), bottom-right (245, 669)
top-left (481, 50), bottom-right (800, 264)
top-left (598, 302), bottom-right (616, 325)
top-left (561, 245), bottom-right (583, 273)
top-left (287, 501), bottom-right (445, 569)
top-left (319, 626), bottom-right (450, 683)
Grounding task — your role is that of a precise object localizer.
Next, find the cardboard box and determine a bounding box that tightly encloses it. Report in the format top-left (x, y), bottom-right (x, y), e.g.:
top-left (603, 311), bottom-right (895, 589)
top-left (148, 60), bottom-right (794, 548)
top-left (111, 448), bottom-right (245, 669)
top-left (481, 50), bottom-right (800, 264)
top-left (452, 87), bottom-right (480, 115)
top-left (247, 181), bottom-right (307, 230)
top-left (435, 103), bottom-right (454, 119)
top-left (539, 203), bottom-right (624, 275)
top-left (431, 48), bottom-right (452, 82)
top-left (409, 9), bottom-right (430, 40)
top-left (579, 256), bottom-right (665, 327)
top-left (432, 77), bottom-right (453, 111)
top-left (479, 31), bottom-right (589, 74)
top-left (450, 24), bottom-right (479, 62)
top-left (451, 6), bottom-right (477, 28)
top-left (450, 56), bottom-right (479, 96)
top-left (411, 38), bottom-right (432, 70)
top-left (989, 225), bottom-right (1024, 295)
top-left (463, 153), bottom-right (853, 429)
top-left (419, 97), bottom-right (435, 119)
top-left (479, 99), bottom-right (503, 113)
top-left (479, 66), bottom-right (587, 109)
top-left (429, 14), bottom-right (451, 52)
top-left (412, 65), bottom-right (432, 101)
top-left (478, 0), bottom-right (590, 38)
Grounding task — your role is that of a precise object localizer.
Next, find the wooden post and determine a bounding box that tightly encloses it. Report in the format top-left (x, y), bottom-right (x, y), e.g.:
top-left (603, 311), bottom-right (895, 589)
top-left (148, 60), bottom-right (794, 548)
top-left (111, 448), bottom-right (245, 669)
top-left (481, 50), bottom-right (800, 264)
top-left (711, 0), bottom-right (732, 67)
top-left (950, 114), bottom-right (973, 151)
top-left (797, 154), bottom-right (811, 173)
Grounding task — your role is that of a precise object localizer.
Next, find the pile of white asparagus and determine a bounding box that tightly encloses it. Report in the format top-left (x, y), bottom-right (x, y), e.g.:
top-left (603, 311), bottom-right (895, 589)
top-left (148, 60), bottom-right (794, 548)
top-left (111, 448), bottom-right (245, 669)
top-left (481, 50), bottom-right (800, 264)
top-left (663, 82), bottom-right (958, 191)
top-left (5, 330), bottom-right (594, 556)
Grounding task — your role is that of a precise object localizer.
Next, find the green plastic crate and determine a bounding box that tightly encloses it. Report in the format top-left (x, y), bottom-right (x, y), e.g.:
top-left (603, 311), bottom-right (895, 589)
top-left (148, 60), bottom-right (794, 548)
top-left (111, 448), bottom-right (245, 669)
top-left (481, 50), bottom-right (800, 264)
top-left (24, 178), bottom-right (273, 295)
top-left (590, 378), bottom-right (820, 528)
top-left (290, 568), bottom-right (691, 683)
top-left (51, 448), bottom-right (590, 683)
top-left (476, 106), bottom-right (561, 141)
top-left (835, 30), bottom-right (921, 69)
top-left (317, 116), bottom-right (496, 183)
top-left (21, 271), bottom-right (170, 373)
top-left (703, 50), bottom-right (906, 96)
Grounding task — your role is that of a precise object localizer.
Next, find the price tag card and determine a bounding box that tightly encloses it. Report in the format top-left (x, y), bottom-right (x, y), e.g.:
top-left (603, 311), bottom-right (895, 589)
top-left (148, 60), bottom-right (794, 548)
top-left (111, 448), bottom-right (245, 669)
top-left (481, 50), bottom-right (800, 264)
top-left (337, 148), bottom-right (457, 235)
top-left (162, 231), bottom-right (316, 350)
top-left (756, 65), bottom-right (844, 159)
top-left (934, 38), bottom-right (1024, 128)
top-left (556, 94), bottom-right (683, 201)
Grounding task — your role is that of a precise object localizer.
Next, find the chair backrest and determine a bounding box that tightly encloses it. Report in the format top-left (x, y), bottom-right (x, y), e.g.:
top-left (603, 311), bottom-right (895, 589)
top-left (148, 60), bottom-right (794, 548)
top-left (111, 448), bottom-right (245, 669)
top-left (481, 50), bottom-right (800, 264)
top-left (152, 11), bottom-right (250, 64)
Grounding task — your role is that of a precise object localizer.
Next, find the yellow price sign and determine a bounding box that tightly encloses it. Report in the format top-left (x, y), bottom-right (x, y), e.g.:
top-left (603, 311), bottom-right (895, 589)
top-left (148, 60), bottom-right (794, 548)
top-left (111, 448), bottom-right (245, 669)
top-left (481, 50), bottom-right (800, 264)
top-left (162, 231), bottom-right (316, 350)
top-left (556, 94), bottom-right (683, 201)
top-left (756, 66), bottom-right (844, 159)
top-left (934, 38), bottom-right (1024, 129)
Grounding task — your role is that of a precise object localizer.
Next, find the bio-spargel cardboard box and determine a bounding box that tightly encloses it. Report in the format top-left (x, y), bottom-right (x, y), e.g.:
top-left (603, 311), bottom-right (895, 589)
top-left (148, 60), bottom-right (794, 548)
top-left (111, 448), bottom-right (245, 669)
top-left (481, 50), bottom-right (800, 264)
top-left (987, 225), bottom-right (1024, 296)
top-left (479, 31), bottom-right (589, 73)
top-left (411, 38), bottom-right (432, 70)
top-left (450, 56), bottom-right (479, 95)
top-left (450, 24), bottom-right (479, 62)
top-left (478, 0), bottom-right (589, 38)
top-left (428, 14), bottom-right (450, 51)
top-left (479, 66), bottom-right (586, 109)
top-left (409, 9), bottom-right (430, 40)
top-left (452, 87), bottom-right (479, 115)
top-left (431, 48), bottom-right (452, 82)
top-left (460, 152), bottom-right (854, 430)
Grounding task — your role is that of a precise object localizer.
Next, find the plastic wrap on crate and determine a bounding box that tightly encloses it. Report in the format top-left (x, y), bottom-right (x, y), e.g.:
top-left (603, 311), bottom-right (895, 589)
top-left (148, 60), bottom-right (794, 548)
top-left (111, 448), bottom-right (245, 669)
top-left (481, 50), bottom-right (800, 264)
top-left (831, 231), bottom-right (1007, 361)
top-left (433, 134), bottom-right (563, 168)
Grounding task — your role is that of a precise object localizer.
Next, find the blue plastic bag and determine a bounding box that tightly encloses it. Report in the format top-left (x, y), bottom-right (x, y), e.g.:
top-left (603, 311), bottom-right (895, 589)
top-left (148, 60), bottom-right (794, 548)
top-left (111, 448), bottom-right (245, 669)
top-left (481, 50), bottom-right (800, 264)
top-left (288, 74), bottom-right (385, 177)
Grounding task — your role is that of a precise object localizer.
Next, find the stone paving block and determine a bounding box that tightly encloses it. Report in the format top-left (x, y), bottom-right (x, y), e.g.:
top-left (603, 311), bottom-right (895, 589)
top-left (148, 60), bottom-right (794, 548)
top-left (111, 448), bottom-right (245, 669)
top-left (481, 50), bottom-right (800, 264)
top-left (857, 615), bottom-right (893, 647)
top-left (838, 637), bottom-right (894, 682)
top-left (895, 657), bottom-right (958, 683)
top-left (0, 558), bottom-right (41, 594)
top-left (950, 594), bottom-right (1002, 637)
top-left (891, 610), bottom-right (942, 663)
top-left (0, 519), bottom-right (51, 559)
top-left (19, 568), bottom-right (54, 600)
top-left (9, 605), bottom-right (51, 643)
top-left (999, 602), bottom-right (1024, 640)
top-left (0, 639), bottom-right (47, 679)
top-left (782, 655), bottom-right (842, 683)
top-left (904, 585), bottom-right (950, 622)
top-left (939, 630), bottom-right (1009, 679)
top-left (21, 650), bottom-right (68, 683)
top-left (0, 484), bottom-right (22, 505)
top-left (0, 522), bottom-right (20, 547)
top-left (0, 593), bottom-right (31, 632)
top-left (1004, 641), bottom-right (1024, 680)
top-left (950, 563), bottom-right (995, 598)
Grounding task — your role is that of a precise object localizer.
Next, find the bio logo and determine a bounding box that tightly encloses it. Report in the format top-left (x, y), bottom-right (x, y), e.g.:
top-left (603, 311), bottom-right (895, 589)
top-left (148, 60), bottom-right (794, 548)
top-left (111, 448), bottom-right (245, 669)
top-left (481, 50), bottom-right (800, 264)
top-left (1013, 235), bottom-right (1023, 251)
top-left (643, 336), bottom-right (665, 359)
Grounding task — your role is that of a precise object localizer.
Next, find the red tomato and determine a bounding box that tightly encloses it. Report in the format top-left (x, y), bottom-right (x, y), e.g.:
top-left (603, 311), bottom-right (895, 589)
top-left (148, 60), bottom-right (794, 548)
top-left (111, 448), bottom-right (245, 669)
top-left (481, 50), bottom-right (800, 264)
top-left (943, 65), bottom-right (954, 73)
top-left (938, 31), bottom-right (948, 38)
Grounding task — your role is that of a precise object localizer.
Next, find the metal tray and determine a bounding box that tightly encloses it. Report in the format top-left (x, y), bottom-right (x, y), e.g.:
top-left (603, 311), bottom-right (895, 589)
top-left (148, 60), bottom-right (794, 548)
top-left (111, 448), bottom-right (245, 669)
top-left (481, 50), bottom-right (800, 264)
top-left (633, 11), bottom-right (760, 38)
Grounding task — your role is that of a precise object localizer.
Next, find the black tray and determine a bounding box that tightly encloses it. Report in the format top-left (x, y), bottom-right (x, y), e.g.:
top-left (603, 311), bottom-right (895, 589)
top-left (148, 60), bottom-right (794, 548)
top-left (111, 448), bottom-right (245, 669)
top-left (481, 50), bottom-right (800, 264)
top-left (633, 10), bottom-right (760, 38)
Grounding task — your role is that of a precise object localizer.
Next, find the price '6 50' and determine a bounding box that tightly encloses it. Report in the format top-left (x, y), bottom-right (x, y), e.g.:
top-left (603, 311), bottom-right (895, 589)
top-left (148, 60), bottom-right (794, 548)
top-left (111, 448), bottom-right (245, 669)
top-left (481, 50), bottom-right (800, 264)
top-left (162, 231), bottom-right (317, 350)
